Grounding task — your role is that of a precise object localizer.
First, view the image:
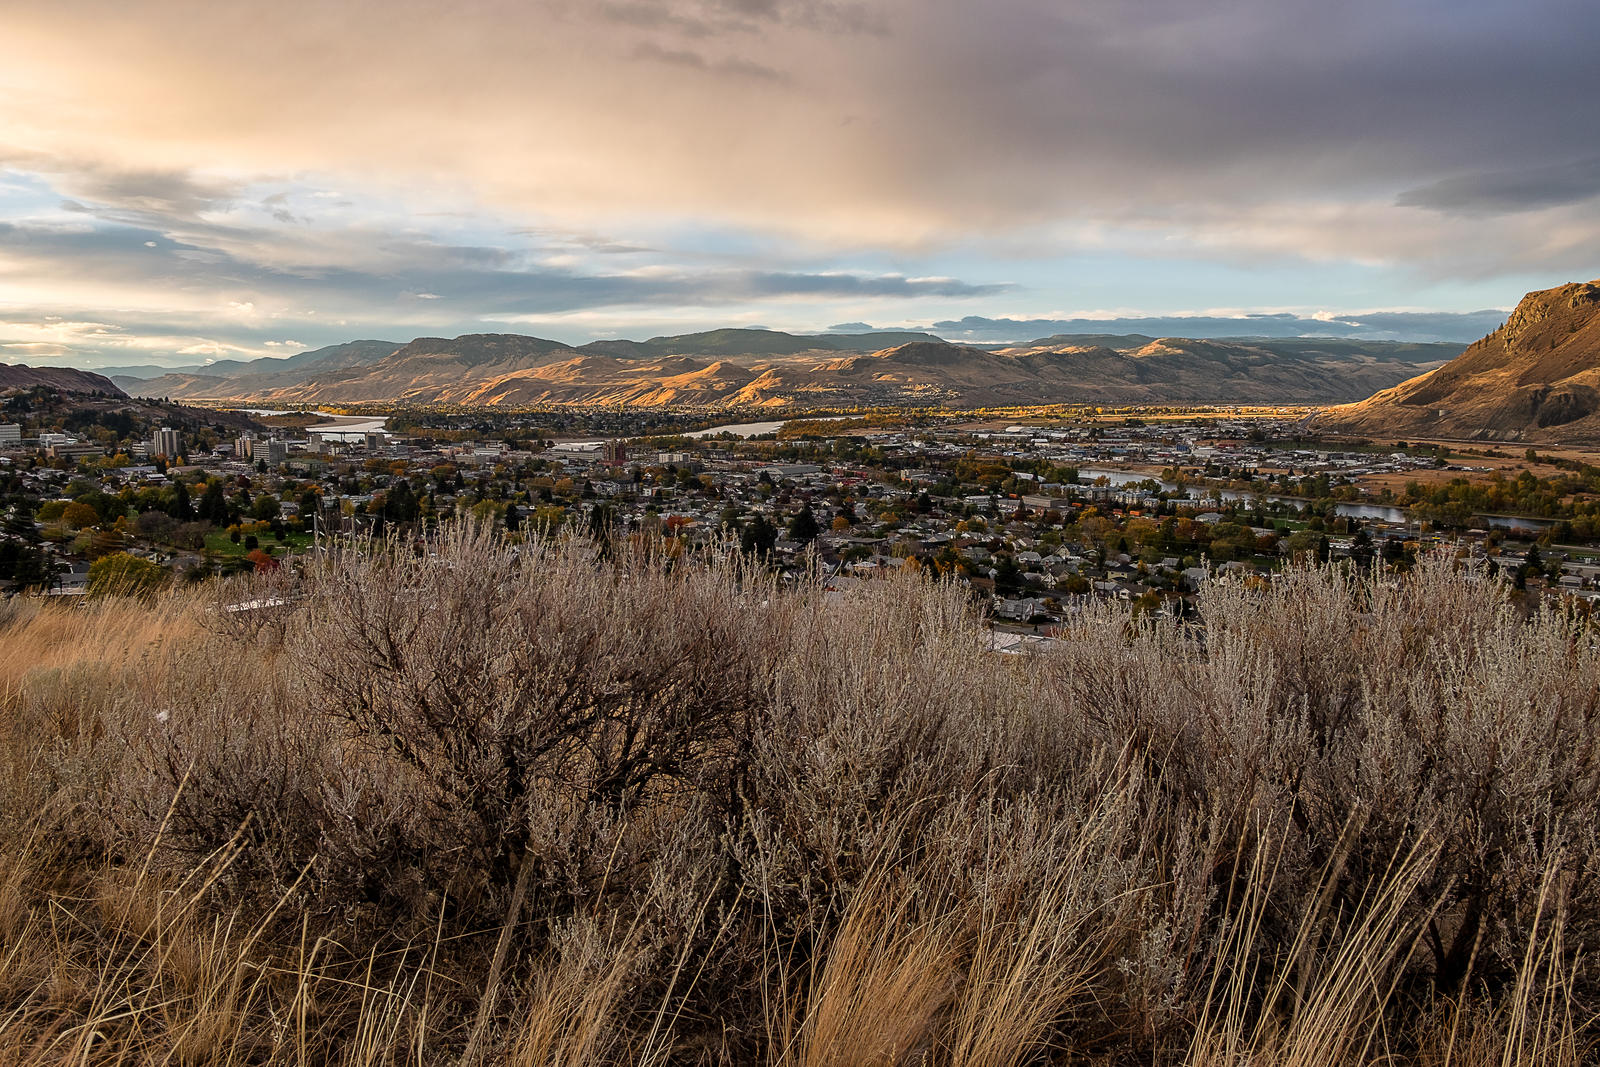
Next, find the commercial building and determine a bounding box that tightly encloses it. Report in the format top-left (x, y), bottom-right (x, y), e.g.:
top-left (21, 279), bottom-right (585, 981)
top-left (48, 442), bottom-right (107, 461)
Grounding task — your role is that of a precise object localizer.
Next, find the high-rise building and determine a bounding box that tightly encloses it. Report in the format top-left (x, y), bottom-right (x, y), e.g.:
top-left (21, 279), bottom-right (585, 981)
top-left (151, 427), bottom-right (183, 460)
top-left (0, 423), bottom-right (20, 446)
top-left (266, 438), bottom-right (289, 466)
top-left (602, 439), bottom-right (628, 466)
top-left (234, 433), bottom-right (256, 460)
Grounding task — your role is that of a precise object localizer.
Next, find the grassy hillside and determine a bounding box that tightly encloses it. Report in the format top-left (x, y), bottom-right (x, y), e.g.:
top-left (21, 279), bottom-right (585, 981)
top-left (1324, 280), bottom-right (1600, 442)
top-left (113, 329), bottom-right (1459, 408)
top-left (1, 531), bottom-right (1597, 1064)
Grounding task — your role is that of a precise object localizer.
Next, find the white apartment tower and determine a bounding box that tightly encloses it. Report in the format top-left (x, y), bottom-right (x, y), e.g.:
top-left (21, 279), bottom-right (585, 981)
top-left (151, 426), bottom-right (183, 460)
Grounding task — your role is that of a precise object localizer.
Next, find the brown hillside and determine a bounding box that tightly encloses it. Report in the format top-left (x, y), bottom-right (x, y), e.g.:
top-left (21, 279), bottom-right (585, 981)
top-left (116, 330), bottom-right (1455, 409)
top-left (1322, 280), bottom-right (1600, 442)
top-left (0, 364), bottom-right (126, 397)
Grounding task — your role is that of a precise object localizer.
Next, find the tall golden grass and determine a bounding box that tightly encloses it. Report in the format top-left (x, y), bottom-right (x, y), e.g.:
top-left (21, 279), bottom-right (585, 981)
top-left (0, 529), bottom-right (1596, 1064)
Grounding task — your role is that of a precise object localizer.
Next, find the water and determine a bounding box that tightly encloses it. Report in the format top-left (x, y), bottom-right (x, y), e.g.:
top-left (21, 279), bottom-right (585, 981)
top-left (306, 413), bottom-right (389, 438)
top-left (1078, 468), bottom-right (1177, 491)
top-left (686, 415), bottom-right (854, 439)
top-left (1484, 514), bottom-right (1553, 533)
top-left (1080, 469), bottom-right (1553, 530)
top-left (230, 408), bottom-right (390, 439)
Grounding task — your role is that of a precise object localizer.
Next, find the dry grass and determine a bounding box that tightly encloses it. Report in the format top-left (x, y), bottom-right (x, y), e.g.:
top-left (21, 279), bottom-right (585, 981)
top-left (0, 527), bottom-right (1597, 1064)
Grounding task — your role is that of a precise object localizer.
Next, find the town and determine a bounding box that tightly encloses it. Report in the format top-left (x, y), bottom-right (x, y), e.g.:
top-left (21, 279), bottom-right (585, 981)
top-left (6, 390), bottom-right (1600, 628)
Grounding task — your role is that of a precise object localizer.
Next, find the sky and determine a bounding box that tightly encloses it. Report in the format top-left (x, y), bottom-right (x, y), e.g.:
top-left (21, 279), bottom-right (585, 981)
top-left (3, 0), bottom-right (1599, 369)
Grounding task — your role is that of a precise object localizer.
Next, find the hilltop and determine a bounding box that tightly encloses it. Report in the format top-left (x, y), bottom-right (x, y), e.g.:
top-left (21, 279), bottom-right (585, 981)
top-left (0, 364), bottom-right (126, 397)
top-left (108, 340), bottom-right (401, 400)
top-left (1322, 280), bottom-right (1600, 442)
top-left (109, 328), bottom-right (1459, 408)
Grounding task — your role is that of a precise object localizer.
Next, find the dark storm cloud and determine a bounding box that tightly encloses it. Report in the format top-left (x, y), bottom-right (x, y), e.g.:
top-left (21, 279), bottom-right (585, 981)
top-left (1397, 158), bottom-right (1600, 216)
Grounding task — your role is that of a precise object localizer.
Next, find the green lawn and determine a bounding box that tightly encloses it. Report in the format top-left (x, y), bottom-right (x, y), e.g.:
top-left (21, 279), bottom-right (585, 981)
top-left (203, 530), bottom-right (314, 558)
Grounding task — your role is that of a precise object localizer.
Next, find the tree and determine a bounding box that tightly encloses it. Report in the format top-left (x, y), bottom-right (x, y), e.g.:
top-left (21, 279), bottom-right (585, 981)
top-left (245, 548), bottom-right (279, 572)
top-left (740, 514), bottom-right (777, 557)
top-left (0, 541), bottom-right (50, 587)
top-left (3, 500), bottom-right (39, 544)
top-left (199, 479), bottom-right (229, 524)
top-left (787, 504), bottom-right (820, 544)
top-left (167, 479), bottom-right (194, 521)
top-left (62, 501), bottom-right (99, 529)
top-left (993, 553), bottom-right (1023, 594)
top-left (384, 479), bottom-right (419, 523)
top-left (88, 552), bottom-right (168, 597)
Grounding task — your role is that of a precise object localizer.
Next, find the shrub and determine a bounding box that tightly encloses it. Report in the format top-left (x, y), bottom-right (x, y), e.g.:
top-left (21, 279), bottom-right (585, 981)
top-left (86, 551), bottom-right (169, 597)
top-left (1, 530), bottom-right (1597, 1064)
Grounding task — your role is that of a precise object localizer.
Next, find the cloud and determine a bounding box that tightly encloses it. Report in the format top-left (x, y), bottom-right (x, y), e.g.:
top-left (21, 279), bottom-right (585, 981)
top-left (920, 309), bottom-right (1507, 344)
top-left (4, 0), bottom-right (1600, 364)
top-left (5, 0), bottom-right (1598, 261)
top-left (0, 150), bottom-right (241, 220)
top-left (1397, 157), bottom-right (1600, 216)
top-left (632, 41), bottom-right (787, 81)
top-left (0, 201), bottom-right (1010, 367)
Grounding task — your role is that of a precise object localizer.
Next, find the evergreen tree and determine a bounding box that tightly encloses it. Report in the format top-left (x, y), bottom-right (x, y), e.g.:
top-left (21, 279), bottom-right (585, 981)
top-left (4, 500), bottom-right (39, 544)
top-left (199, 479), bottom-right (229, 524)
top-left (384, 479), bottom-right (419, 523)
top-left (167, 479), bottom-right (193, 522)
top-left (741, 514), bottom-right (777, 557)
top-left (787, 503), bottom-right (820, 544)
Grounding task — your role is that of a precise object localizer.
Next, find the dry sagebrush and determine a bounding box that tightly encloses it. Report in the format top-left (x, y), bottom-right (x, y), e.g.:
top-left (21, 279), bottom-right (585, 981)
top-left (0, 528), bottom-right (1598, 1065)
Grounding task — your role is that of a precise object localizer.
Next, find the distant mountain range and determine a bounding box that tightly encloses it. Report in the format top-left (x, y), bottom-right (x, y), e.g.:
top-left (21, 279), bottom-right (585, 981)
top-left (1321, 280), bottom-right (1600, 442)
top-left (105, 329), bottom-right (1461, 409)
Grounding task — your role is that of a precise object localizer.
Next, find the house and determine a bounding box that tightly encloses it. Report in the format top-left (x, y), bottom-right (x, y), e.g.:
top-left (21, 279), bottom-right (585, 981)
top-left (993, 597), bottom-right (1048, 621)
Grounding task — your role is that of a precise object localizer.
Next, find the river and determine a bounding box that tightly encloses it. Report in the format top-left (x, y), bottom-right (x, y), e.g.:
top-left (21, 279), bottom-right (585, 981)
top-left (232, 408), bottom-right (390, 438)
top-left (1076, 469), bottom-right (1552, 531)
top-left (685, 416), bottom-right (854, 439)
top-left (558, 415), bottom-right (855, 449)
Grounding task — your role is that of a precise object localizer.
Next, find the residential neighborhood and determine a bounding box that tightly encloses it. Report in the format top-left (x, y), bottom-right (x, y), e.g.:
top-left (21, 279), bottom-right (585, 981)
top-left (6, 390), bottom-right (1600, 625)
